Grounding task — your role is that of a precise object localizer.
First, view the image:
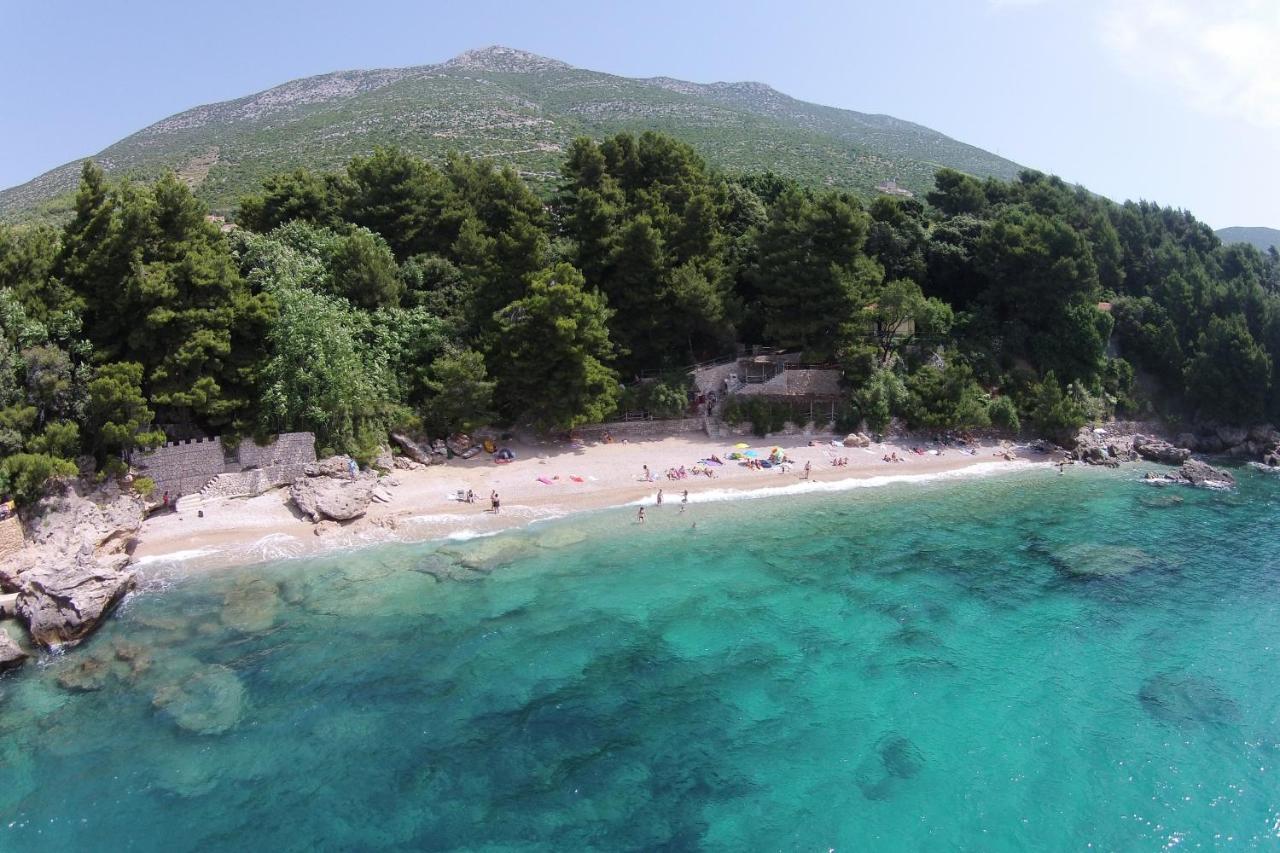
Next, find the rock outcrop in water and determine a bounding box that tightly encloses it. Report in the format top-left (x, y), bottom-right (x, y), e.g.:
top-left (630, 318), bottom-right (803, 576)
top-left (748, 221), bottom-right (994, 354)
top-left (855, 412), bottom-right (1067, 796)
top-left (16, 557), bottom-right (138, 648)
top-left (0, 483), bottom-right (142, 652)
top-left (1144, 459), bottom-right (1236, 489)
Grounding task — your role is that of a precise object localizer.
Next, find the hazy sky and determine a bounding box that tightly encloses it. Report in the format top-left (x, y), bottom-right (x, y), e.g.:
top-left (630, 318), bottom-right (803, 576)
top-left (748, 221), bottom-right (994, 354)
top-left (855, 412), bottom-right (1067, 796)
top-left (1, 0), bottom-right (1276, 228)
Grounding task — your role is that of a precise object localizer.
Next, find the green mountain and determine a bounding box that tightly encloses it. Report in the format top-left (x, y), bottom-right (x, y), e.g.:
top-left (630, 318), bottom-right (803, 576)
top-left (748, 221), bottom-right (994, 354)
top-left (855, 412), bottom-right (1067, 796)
top-left (1216, 227), bottom-right (1280, 254)
top-left (0, 46), bottom-right (1024, 221)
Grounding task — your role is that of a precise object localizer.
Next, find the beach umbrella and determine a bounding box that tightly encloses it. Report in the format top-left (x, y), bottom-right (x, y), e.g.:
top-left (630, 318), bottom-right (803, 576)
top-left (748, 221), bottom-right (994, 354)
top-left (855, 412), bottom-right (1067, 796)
top-left (744, 450), bottom-right (759, 458)
top-left (734, 442), bottom-right (749, 449)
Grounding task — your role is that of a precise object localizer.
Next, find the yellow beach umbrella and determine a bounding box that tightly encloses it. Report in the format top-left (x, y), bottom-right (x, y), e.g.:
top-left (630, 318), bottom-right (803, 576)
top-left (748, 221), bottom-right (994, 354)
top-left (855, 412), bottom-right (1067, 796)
top-left (734, 442), bottom-right (749, 449)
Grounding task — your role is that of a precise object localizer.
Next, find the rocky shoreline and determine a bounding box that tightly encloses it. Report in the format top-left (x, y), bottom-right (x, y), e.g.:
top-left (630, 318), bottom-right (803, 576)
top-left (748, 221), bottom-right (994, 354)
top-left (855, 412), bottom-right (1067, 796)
top-left (1065, 422), bottom-right (1253, 488)
top-left (0, 453), bottom-right (392, 674)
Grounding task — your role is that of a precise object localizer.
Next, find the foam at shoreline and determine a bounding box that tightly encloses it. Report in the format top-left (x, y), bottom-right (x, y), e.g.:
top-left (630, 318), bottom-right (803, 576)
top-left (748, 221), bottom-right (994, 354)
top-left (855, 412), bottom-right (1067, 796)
top-left (627, 459), bottom-right (1043, 506)
top-left (129, 459), bottom-right (1047, 572)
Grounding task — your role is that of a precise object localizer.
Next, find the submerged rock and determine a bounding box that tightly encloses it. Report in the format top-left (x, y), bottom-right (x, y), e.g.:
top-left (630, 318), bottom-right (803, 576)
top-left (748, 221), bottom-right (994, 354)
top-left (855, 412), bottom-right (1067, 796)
top-left (442, 536), bottom-right (536, 571)
top-left (153, 664), bottom-right (246, 735)
top-left (55, 655), bottom-right (113, 692)
top-left (1138, 672), bottom-right (1239, 727)
top-left (1138, 492), bottom-right (1185, 509)
top-left (1054, 543), bottom-right (1155, 578)
top-left (52, 637), bottom-right (153, 692)
top-left (880, 735), bottom-right (925, 779)
top-left (857, 733), bottom-right (925, 800)
top-left (221, 576), bottom-right (281, 633)
top-left (535, 527), bottom-right (589, 550)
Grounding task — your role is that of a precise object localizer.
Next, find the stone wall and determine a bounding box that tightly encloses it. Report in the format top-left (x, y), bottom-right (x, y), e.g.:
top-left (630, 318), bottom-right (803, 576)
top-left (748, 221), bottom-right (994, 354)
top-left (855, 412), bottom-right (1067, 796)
top-left (574, 418), bottom-right (708, 441)
top-left (0, 516), bottom-right (25, 565)
top-left (131, 432), bottom-right (316, 498)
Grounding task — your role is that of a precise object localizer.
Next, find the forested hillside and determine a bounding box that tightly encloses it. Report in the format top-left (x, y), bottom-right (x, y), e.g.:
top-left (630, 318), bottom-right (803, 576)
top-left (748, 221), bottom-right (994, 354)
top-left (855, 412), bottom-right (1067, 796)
top-left (2, 131), bottom-right (1278, 505)
top-left (0, 46), bottom-right (1021, 222)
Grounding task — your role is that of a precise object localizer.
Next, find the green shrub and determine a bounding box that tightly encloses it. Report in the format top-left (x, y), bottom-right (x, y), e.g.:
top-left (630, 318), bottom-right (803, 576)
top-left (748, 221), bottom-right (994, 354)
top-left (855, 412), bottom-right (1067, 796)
top-left (1026, 372), bottom-right (1087, 443)
top-left (853, 369), bottom-right (908, 433)
top-left (617, 374), bottom-right (692, 421)
top-left (721, 396), bottom-right (790, 437)
top-left (988, 396), bottom-right (1021, 432)
top-left (902, 364), bottom-right (990, 430)
top-left (0, 453), bottom-right (77, 505)
top-left (133, 476), bottom-right (156, 498)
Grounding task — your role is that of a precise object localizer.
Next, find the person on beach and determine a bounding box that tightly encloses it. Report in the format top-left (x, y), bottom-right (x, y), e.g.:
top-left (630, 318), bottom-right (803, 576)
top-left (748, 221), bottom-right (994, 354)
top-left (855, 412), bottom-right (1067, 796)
top-left (802, 461), bottom-right (811, 480)
top-left (656, 489), bottom-right (663, 507)
top-left (490, 491), bottom-right (500, 513)
top-left (637, 507), bottom-right (646, 524)
top-left (642, 465), bottom-right (651, 482)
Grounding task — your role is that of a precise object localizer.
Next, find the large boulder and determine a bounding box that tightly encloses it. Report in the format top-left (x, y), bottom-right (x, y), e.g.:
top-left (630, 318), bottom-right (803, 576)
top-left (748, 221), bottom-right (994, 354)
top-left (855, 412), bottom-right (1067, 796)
top-left (303, 455), bottom-right (357, 479)
top-left (290, 473), bottom-right (376, 522)
top-left (1133, 436), bottom-right (1192, 465)
top-left (843, 433), bottom-right (870, 448)
top-left (0, 630), bottom-right (28, 672)
top-left (15, 551), bottom-right (137, 649)
top-left (1248, 424), bottom-right (1278, 443)
top-left (1175, 433), bottom-right (1200, 452)
top-left (389, 432), bottom-right (432, 465)
top-left (1197, 434), bottom-right (1226, 454)
top-left (1216, 425), bottom-right (1249, 448)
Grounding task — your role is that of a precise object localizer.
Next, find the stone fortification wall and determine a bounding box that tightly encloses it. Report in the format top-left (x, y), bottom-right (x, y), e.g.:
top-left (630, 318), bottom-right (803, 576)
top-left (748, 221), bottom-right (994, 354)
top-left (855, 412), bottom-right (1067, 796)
top-left (235, 433), bottom-right (316, 470)
top-left (131, 432), bottom-right (316, 498)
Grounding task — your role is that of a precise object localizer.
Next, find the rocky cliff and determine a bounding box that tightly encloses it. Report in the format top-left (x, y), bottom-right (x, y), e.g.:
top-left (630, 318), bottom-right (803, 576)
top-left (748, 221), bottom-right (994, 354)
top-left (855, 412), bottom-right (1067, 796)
top-left (0, 483), bottom-right (144, 662)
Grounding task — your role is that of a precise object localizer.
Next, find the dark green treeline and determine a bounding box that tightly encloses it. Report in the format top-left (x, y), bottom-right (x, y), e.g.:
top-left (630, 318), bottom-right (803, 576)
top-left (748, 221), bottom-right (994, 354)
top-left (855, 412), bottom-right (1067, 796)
top-left (2, 132), bottom-right (1278, 502)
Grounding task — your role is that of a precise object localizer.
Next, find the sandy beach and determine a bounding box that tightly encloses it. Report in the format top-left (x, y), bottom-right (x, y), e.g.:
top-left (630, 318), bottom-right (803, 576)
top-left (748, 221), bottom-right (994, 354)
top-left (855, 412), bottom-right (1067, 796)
top-left (130, 432), bottom-right (1043, 570)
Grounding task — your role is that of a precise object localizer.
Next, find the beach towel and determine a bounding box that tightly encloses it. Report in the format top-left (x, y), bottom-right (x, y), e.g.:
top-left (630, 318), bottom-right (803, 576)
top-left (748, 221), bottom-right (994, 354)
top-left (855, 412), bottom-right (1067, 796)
top-left (537, 476), bottom-right (555, 485)
top-left (570, 475), bottom-right (585, 483)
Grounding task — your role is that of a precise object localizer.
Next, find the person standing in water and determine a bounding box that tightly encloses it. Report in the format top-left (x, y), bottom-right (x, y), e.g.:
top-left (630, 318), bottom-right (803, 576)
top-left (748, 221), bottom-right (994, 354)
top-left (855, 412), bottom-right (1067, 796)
top-left (656, 489), bottom-right (663, 507)
top-left (637, 507), bottom-right (646, 524)
top-left (680, 490), bottom-right (688, 513)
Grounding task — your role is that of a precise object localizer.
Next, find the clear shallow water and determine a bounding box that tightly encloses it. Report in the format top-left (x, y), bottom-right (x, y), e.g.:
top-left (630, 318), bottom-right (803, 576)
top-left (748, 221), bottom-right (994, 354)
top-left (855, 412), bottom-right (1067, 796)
top-left (3, 465), bottom-right (1280, 850)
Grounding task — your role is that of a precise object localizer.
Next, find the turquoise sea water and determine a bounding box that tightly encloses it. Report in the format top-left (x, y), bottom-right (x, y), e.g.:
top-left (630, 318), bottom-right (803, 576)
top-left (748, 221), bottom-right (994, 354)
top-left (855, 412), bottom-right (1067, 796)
top-left (2, 465), bottom-right (1280, 850)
